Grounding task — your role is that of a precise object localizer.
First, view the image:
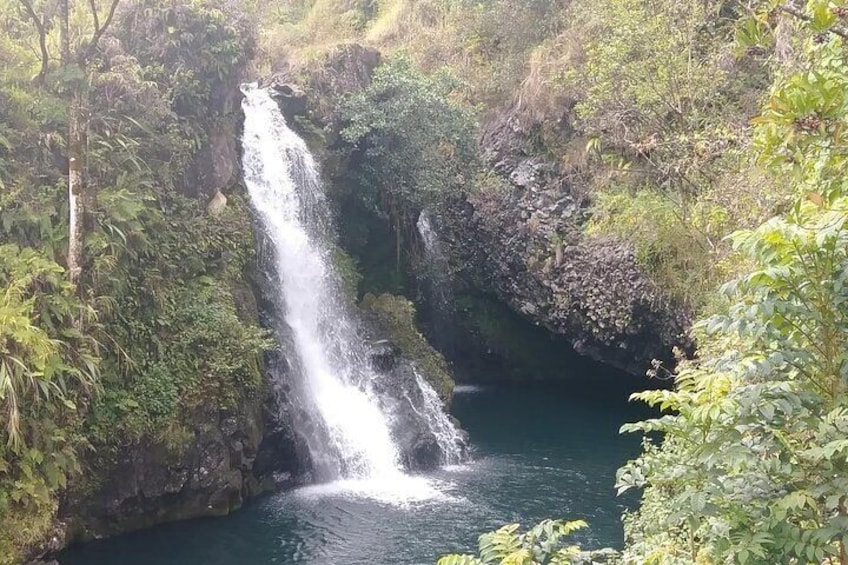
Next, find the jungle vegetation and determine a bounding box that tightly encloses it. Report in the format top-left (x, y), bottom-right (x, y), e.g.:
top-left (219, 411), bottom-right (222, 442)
top-left (1, 0), bottom-right (848, 564)
top-left (264, 1), bottom-right (848, 563)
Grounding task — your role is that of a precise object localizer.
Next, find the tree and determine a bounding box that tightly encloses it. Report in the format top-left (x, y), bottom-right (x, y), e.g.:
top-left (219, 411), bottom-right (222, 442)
top-left (616, 4), bottom-right (848, 563)
top-left (340, 54), bottom-right (478, 270)
top-left (18, 0), bottom-right (120, 286)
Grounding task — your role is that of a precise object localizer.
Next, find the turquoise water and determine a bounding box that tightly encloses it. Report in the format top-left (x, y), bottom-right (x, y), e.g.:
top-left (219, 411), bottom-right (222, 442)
top-left (59, 379), bottom-right (652, 564)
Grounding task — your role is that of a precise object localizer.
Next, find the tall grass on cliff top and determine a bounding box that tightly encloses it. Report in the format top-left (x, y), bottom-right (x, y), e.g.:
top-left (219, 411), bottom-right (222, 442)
top-left (257, 0), bottom-right (564, 103)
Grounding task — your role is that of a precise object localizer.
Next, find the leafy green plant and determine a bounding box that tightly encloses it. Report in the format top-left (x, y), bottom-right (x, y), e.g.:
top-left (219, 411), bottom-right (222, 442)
top-left (0, 244), bottom-right (99, 561)
top-left (436, 519), bottom-right (597, 565)
top-left (340, 53), bottom-right (478, 266)
top-left (586, 186), bottom-right (726, 311)
top-left (617, 7), bottom-right (848, 563)
top-left (341, 53), bottom-right (478, 208)
top-left (618, 200), bottom-right (848, 563)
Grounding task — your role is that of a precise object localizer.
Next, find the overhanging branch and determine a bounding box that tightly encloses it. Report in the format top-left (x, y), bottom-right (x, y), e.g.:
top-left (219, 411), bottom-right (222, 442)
top-left (78, 0), bottom-right (120, 64)
top-left (18, 0), bottom-right (49, 82)
top-left (778, 2), bottom-right (848, 40)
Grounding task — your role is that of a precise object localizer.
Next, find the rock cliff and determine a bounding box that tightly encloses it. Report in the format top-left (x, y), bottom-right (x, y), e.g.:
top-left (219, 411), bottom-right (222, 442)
top-left (287, 44), bottom-right (692, 375)
top-left (441, 108), bottom-right (692, 374)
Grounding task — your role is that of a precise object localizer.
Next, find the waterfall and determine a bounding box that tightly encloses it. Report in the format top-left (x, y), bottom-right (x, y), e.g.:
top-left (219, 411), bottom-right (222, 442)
top-left (416, 210), bottom-right (456, 355)
top-left (416, 210), bottom-right (451, 308)
top-left (240, 85), bottom-right (463, 492)
top-left (416, 210), bottom-right (440, 258)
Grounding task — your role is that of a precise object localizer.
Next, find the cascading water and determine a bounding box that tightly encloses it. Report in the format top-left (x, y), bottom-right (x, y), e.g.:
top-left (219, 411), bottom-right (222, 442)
top-left (416, 210), bottom-right (440, 259)
top-left (416, 210), bottom-right (452, 309)
top-left (240, 85), bottom-right (463, 496)
top-left (416, 210), bottom-right (456, 355)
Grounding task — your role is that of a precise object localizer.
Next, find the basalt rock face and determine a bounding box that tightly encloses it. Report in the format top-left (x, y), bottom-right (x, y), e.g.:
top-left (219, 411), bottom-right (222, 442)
top-left (61, 399), bottom-right (298, 542)
top-left (442, 108), bottom-right (692, 375)
top-left (301, 43), bottom-right (381, 129)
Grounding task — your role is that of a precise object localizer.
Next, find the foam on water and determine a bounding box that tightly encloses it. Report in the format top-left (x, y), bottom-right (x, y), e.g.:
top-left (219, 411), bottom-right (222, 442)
top-left (454, 385), bottom-right (486, 394)
top-left (292, 476), bottom-right (461, 507)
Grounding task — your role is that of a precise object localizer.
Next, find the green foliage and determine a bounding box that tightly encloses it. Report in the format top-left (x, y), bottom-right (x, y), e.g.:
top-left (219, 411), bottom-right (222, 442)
top-left (0, 498), bottom-right (56, 565)
top-left (586, 186), bottom-right (729, 310)
top-left (529, 0), bottom-right (778, 311)
top-left (118, 0), bottom-right (254, 115)
top-left (0, 244), bottom-right (97, 484)
top-left (564, 0), bottom-right (755, 194)
top-left (0, 245), bottom-right (98, 561)
top-left (89, 276), bottom-right (271, 445)
top-left (617, 7), bottom-right (848, 563)
top-left (332, 245), bottom-right (364, 302)
top-left (339, 53), bottom-right (478, 272)
top-left (436, 519), bottom-right (597, 565)
top-left (619, 200), bottom-right (848, 563)
top-left (341, 53), bottom-right (478, 216)
top-left (259, 0), bottom-right (560, 103)
top-left (83, 186), bottom-right (271, 448)
top-left (0, 0), bottom-right (263, 558)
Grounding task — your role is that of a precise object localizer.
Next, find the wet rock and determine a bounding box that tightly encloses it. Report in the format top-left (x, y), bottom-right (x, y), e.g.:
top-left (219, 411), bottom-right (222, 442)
top-left (267, 81), bottom-right (308, 123)
top-left (360, 293), bottom-right (454, 404)
top-left (408, 436), bottom-right (443, 471)
top-left (61, 401), bottom-right (298, 545)
top-left (441, 104), bottom-right (692, 375)
top-left (368, 339), bottom-right (401, 373)
top-left (369, 360), bottom-right (464, 472)
top-left (358, 295), bottom-right (468, 470)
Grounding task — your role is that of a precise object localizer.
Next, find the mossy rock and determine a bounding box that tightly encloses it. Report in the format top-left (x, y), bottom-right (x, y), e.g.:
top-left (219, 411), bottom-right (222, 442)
top-left (360, 293), bottom-right (454, 404)
top-left (0, 499), bottom-right (60, 565)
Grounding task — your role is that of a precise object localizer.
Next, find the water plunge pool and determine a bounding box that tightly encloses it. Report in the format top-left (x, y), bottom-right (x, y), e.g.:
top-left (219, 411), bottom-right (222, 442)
top-left (60, 378), bottom-right (653, 564)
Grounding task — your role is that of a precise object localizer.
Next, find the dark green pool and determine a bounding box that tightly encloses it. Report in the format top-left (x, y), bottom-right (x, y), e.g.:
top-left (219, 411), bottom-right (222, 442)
top-left (59, 377), bottom-right (653, 565)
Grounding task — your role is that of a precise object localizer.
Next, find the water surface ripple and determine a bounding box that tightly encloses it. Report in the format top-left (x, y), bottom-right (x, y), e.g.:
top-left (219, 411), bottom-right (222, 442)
top-left (60, 381), bottom-right (652, 565)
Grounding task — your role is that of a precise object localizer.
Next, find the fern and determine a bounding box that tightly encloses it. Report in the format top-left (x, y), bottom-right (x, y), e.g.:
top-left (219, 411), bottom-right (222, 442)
top-left (437, 519), bottom-right (594, 565)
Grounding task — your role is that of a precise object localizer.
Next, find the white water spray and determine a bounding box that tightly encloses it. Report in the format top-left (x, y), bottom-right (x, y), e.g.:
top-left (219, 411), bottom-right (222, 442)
top-left (416, 210), bottom-right (440, 257)
top-left (240, 85), bottom-right (462, 493)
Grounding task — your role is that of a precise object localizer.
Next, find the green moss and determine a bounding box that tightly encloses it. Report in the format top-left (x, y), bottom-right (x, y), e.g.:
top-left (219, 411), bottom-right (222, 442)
top-left (332, 245), bottom-right (364, 302)
top-left (360, 293), bottom-right (454, 404)
top-left (0, 499), bottom-right (56, 565)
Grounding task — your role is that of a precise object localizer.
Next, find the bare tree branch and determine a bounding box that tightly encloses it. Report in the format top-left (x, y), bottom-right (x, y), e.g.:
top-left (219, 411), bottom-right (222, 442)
top-left (78, 0), bottom-right (120, 64)
top-left (18, 0), bottom-right (49, 83)
top-left (88, 0), bottom-right (100, 33)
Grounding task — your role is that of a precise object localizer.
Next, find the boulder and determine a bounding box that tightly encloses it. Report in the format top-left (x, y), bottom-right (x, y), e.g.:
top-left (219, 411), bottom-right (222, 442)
top-left (206, 189), bottom-right (227, 216)
top-left (267, 81), bottom-right (308, 123)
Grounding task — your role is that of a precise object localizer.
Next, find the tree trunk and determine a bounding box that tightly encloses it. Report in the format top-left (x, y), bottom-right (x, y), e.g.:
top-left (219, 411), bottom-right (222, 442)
top-left (59, 0), bottom-right (70, 62)
top-left (839, 496), bottom-right (848, 565)
top-left (67, 93), bottom-right (86, 286)
top-left (394, 202), bottom-right (402, 274)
